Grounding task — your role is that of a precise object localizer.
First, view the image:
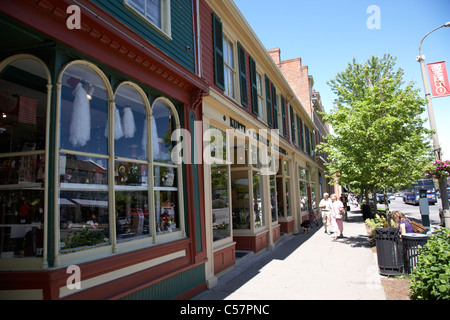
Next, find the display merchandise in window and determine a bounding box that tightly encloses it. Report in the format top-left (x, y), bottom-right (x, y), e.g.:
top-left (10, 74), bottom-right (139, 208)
top-left (211, 164), bottom-right (230, 241)
top-left (0, 57), bottom-right (49, 260)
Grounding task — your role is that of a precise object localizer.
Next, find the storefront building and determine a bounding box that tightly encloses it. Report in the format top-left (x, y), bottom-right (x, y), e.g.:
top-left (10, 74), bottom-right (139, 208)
top-left (0, 0), bottom-right (209, 299)
top-left (199, 0), bottom-right (324, 288)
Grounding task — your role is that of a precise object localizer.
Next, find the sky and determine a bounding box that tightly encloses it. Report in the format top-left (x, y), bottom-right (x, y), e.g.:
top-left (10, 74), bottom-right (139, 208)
top-left (233, 0), bottom-right (450, 160)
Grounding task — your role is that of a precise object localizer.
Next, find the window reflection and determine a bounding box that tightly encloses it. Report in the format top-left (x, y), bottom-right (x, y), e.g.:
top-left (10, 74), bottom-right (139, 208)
top-left (0, 56), bottom-right (48, 260)
top-left (253, 171), bottom-right (264, 228)
top-left (154, 166), bottom-right (179, 234)
top-left (231, 170), bottom-right (249, 230)
top-left (0, 59), bottom-right (47, 153)
top-left (211, 164), bottom-right (230, 241)
top-left (115, 191), bottom-right (149, 240)
top-left (59, 190), bottom-right (109, 253)
top-left (114, 84), bottom-right (147, 160)
top-left (59, 64), bottom-right (108, 154)
top-left (59, 154), bottom-right (107, 186)
top-left (152, 100), bottom-right (176, 164)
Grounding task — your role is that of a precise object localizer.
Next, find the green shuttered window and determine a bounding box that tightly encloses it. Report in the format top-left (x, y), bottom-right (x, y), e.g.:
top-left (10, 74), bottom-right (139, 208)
top-left (249, 56), bottom-right (258, 115)
top-left (212, 13), bottom-right (225, 90)
top-left (237, 42), bottom-right (248, 107)
top-left (265, 75), bottom-right (272, 127)
top-left (272, 84), bottom-right (278, 130)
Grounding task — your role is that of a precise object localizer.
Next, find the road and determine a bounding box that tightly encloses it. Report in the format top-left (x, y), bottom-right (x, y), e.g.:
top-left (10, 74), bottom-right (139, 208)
top-left (374, 196), bottom-right (443, 231)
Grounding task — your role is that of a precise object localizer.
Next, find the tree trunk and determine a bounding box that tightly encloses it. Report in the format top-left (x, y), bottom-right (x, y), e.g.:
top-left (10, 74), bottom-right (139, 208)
top-left (383, 188), bottom-right (391, 225)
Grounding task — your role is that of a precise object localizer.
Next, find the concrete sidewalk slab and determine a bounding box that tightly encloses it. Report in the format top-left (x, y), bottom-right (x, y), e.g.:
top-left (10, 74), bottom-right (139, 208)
top-left (193, 210), bottom-right (386, 300)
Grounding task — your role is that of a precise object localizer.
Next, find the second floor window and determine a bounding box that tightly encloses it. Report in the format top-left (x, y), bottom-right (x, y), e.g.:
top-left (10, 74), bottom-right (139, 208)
top-left (125, 0), bottom-right (171, 36)
top-left (223, 34), bottom-right (235, 98)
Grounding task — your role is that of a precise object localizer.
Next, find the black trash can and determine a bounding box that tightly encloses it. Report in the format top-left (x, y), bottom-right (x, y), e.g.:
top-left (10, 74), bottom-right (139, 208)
top-left (375, 228), bottom-right (403, 276)
top-left (362, 204), bottom-right (371, 220)
top-left (402, 233), bottom-right (428, 274)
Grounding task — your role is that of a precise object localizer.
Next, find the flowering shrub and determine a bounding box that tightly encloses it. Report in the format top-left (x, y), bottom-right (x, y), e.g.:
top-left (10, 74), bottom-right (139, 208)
top-left (410, 228), bottom-right (450, 300)
top-left (424, 160), bottom-right (450, 179)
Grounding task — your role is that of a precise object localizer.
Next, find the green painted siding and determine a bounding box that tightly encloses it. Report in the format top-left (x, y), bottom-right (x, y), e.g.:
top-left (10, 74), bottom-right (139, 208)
top-left (92, 0), bottom-right (196, 73)
top-left (121, 264), bottom-right (205, 300)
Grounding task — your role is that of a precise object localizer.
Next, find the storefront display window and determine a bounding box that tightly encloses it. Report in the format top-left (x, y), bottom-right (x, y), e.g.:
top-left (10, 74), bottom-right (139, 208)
top-left (115, 160), bottom-right (150, 241)
top-left (284, 160), bottom-right (291, 217)
top-left (114, 83), bottom-right (151, 242)
top-left (299, 166), bottom-right (308, 213)
top-left (0, 55), bottom-right (49, 259)
top-left (57, 62), bottom-right (184, 255)
top-left (231, 170), bottom-right (249, 229)
top-left (252, 171), bottom-right (264, 228)
top-left (269, 175), bottom-right (277, 222)
top-left (114, 83), bottom-right (148, 161)
top-left (152, 99), bottom-right (180, 235)
top-left (211, 163), bottom-right (230, 241)
top-left (58, 62), bottom-right (110, 253)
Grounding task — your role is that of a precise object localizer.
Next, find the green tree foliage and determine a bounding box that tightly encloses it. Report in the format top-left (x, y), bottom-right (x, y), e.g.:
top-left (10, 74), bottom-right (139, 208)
top-left (317, 54), bottom-right (433, 210)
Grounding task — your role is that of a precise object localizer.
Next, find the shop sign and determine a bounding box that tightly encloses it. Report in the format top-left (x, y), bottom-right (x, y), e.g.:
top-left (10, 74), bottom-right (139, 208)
top-left (230, 117), bottom-right (246, 133)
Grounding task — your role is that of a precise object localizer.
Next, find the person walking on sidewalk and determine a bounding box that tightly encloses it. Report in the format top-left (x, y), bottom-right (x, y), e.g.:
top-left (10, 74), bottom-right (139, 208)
top-left (330, 194), bottom-right (344, 239)
top-left (319, 193), bottom-right (332, 235)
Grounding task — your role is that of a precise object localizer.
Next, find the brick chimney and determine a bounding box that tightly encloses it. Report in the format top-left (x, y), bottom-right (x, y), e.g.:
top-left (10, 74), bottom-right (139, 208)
top-left (268, 48), bottom-right (312, 119)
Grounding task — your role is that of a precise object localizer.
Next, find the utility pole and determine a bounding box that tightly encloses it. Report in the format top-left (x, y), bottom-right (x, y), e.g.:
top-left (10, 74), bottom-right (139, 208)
top-left (416, 22), bottom-right (450, 227)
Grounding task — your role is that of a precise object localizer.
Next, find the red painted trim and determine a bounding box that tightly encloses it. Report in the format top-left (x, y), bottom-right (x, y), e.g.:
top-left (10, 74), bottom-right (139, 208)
top-left (272, 224), bottom-right (281, 243)
top-left (0, 238), bottom-right (205, 299)
top-left (279, 220), bottom-right (294, 234)
top-left (234, 231), bottom-right (269, 253)
top-left (0, 0), bottom-right (208, 104)
top-left (213, 244), bottom-right (236, 274)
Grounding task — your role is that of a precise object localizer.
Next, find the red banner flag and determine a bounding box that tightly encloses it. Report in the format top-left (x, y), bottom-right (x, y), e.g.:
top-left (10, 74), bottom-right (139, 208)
top-left (427, 61), bottom-right (450, 98)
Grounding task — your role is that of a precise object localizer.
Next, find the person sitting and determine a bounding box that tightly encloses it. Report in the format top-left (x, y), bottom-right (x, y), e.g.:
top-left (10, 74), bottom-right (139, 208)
top-left (391, 210), bottom-right (414, 235)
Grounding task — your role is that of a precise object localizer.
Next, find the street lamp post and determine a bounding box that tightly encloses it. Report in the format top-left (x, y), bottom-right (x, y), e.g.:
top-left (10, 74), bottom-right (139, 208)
top-left (416, 21), bottom-right (450, 227)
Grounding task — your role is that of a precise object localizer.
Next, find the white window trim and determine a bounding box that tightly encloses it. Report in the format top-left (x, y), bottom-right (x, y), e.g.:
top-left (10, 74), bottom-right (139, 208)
top-left (124, 0), bottom-right (172, 40)
top-left (222, 33), bottom-right (236, 100)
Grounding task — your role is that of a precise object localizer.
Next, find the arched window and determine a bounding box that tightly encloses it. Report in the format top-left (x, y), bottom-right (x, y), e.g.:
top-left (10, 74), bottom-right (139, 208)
top-left (0, 55), bottom-right (51, 262)
top-left (151, 98), bottom-right (183, 236)
top-left (57, 61), bottom-right (112, 255)
top-left (56, 61), bottom-right (185, 260)
top-left (114, 82), bottom-right (151, 242)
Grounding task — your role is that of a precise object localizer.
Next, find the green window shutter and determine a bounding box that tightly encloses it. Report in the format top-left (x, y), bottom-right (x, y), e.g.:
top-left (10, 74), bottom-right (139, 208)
top-left (272, 85), bottom-right (278, 129)
top-left (237, 42), bottom-right (248, 107)
top-left (265, 75), bottom-right (272, 126)
top-left (281, 96), bottom-right (287, 137)
top-left (310, 131), bottom-right (315, 156)
top-left (249, 56), bottom-right (258, 115)
top-left (305, 125), bottom-right (310, 154)
top-left (300, 118), bottom-right (304, 151)
top-left (212, 13), bottom-right (224, 90)
top-left (290, 106), bottom-right (295, 144)
top-left (296, 115), bottom-right (301, 147)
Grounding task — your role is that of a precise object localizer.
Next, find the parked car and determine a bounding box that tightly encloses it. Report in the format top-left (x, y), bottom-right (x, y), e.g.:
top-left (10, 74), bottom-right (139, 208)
top-left (388, 194), bottom-right (395, 201)
top-left (377, 194), bottom-right (390, 204)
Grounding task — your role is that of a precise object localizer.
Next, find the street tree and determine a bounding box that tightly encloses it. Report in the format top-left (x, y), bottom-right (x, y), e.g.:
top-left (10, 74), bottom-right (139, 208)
top-left (317, 54), bottom-right (433, 219)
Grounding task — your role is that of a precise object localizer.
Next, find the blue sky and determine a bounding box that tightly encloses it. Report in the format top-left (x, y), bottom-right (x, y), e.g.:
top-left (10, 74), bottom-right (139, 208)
top-left (233, 0), bottom-right (450, 160)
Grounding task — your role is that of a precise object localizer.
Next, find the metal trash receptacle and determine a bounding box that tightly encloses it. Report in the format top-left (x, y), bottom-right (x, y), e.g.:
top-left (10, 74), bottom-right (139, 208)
top-left (375, 228), bottom-right (403, 275)
top-left (402, 233), bottom-right (428, 274)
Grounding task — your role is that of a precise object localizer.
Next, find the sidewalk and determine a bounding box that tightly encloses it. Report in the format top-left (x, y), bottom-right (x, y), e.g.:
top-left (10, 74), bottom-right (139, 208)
top-left (192, 209), bottom-right (386, 300)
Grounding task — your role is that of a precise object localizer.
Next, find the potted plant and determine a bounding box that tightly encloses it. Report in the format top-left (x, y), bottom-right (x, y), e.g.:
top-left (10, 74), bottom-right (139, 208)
top-left (424, 160), bottom-right (450, 180)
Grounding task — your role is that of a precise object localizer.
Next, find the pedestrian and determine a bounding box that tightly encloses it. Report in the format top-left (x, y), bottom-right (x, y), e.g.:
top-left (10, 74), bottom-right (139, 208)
top-left (391, 210), bottom-right (414, 235)
top-left (319, 193), bottom-right (332, 234)
top-left (330, 194), bottom-right (344, 239)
